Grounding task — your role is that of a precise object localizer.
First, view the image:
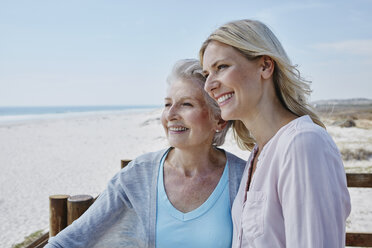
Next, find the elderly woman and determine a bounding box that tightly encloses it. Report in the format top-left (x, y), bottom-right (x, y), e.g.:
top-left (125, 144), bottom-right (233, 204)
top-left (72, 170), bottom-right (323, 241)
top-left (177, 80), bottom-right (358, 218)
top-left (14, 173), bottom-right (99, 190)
top-left (45, 59), bottom-right (246, 248)
top-left (200, 20), bottom-right (351, 247)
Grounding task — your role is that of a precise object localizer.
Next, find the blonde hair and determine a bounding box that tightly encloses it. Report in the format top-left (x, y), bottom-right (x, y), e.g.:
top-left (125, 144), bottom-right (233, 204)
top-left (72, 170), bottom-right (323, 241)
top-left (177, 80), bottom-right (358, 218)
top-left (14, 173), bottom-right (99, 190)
top-left (199, 19), bottom-right (325, 150)
top-left (166, 59), bottom-right (232, 146)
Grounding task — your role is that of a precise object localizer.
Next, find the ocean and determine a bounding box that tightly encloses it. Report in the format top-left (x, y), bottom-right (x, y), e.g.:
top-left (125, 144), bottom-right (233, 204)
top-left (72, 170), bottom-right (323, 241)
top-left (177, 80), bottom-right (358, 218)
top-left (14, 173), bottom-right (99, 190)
top-left (0, 105), bottom-right (159, 124)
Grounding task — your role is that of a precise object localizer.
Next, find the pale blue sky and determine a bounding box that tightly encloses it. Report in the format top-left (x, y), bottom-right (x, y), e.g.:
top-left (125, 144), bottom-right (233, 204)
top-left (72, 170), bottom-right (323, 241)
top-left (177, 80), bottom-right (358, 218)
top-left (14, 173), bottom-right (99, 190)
top-left (1, 0), bottom-right (371, 106)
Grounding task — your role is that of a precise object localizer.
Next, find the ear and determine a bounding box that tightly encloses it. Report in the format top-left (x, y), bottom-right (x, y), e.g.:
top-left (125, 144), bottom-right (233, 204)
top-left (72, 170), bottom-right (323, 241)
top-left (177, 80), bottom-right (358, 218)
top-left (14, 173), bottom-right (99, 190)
top-left (215, 118), bottom-right (228, 132)
top-left (260, 56), bottom-right (274, 80)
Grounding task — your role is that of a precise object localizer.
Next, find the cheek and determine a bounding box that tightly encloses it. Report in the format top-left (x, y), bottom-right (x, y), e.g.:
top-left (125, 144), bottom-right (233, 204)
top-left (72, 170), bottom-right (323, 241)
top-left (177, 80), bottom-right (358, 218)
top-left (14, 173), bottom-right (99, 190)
top-left (160, 112), bottom-right (168, 129)
top-left (231, 72), bottom-right (260, 96)
top-left (221, 69), bottom-right (242, 88)
top-left (192, 111), bottom-right (214, 129)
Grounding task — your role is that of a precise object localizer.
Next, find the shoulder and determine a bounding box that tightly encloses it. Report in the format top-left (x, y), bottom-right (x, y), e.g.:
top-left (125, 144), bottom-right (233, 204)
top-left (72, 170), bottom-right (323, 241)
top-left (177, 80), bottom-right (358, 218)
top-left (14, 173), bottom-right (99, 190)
top-left (279, 116), bottom-right (338, 155)
top-left (225, 150), bottom-right (246, 164)
top-left (104, 149), bottom-right (169, 202)
top-left (124, 148), bottom-right (169, 170)
top-left (272, 116), bottom-right (344, 172)
top-left (224, 150), bottom-right (247, 173)
top-left (116, 148), bottom-right (168, 184)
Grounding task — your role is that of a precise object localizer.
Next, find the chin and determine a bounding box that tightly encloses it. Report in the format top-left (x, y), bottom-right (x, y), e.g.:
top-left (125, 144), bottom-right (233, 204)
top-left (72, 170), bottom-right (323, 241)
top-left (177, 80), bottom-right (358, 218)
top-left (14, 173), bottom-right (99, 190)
top-left (168, 141), bottom-right (184, 148)
top-left (221, 104), bottom-right (243, 121)
top-left (221, 110), bottom-right (234, 121)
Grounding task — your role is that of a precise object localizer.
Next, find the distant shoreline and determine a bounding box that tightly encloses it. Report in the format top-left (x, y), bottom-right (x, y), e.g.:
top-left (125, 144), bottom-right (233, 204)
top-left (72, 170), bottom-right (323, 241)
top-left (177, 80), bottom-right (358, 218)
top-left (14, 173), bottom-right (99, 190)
top-left (0, 105), bottom-right (161, 125)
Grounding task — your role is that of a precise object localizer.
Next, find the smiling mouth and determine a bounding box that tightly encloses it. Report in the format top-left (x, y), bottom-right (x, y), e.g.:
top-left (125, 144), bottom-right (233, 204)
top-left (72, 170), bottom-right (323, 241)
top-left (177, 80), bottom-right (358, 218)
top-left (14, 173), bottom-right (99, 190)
top-left (217, 92), bottom-right (234, 104)
top-left (169, 126), bottom-right (188, 132)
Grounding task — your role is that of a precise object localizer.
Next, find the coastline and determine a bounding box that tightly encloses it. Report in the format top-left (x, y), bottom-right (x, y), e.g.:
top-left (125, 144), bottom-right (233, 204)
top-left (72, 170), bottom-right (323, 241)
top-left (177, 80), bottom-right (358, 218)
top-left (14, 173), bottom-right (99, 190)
top-left (0, 106), bottom-right (159, 126)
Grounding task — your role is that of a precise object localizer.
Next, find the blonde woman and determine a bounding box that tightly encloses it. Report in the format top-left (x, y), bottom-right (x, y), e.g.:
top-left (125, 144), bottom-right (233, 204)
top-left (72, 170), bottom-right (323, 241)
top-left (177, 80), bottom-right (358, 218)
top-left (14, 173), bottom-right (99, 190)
top-left (200, 20), bottom-right (351, 247)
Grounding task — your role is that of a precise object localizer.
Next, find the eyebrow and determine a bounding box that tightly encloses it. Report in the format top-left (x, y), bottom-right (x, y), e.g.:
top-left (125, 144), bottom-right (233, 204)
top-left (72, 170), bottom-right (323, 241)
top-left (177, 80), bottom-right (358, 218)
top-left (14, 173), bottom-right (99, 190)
top-left (164, 96), bottom-right (195, 101)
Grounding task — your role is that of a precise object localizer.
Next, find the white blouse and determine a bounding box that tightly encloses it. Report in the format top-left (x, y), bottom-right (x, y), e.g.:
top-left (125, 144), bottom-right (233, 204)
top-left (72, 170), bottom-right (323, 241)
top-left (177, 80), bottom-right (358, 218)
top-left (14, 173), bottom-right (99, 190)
top-left (231, 115), bottom-right (351, 248)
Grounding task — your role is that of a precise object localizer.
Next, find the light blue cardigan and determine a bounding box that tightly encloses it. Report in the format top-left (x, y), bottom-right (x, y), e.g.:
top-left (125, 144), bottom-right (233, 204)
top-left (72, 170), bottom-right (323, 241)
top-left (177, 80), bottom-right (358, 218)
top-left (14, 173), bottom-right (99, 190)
top-left (46, 148), bottom-right (246, 248)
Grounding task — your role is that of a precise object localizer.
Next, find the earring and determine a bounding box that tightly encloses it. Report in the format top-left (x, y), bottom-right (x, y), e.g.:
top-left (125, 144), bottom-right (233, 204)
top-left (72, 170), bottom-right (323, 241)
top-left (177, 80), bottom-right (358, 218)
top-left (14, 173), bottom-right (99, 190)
top-left (216, 130), bottom-right (220, 133)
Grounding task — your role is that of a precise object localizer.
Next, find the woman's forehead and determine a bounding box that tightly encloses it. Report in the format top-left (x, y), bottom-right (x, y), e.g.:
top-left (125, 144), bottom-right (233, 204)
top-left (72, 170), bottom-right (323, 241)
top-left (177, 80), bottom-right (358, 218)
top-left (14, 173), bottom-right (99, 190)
top-left (166, 79), bottom-right (205, 101)
top-left (203, 41), bottom-right (236, 68)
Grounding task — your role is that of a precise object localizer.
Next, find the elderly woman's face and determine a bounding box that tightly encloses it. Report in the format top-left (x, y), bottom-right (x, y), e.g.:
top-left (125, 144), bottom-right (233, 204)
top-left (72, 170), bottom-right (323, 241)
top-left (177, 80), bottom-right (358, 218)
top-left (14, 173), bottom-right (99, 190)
top-left (161, 79), bottom-right (218, 150)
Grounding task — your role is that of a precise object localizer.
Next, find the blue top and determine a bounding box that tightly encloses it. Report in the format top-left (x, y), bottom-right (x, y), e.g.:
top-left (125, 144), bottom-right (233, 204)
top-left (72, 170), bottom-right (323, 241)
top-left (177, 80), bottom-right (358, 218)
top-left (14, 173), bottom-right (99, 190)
top-left (156, 152), bottom-right (233, 248)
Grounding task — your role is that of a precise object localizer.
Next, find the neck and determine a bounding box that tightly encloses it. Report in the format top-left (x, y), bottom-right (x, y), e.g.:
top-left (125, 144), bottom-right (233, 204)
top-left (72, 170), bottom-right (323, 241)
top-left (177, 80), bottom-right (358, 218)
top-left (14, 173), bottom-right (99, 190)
top-left (242, 93), bottom-right (297, 151)
top-left (167, 146), bottom-right (225, 176)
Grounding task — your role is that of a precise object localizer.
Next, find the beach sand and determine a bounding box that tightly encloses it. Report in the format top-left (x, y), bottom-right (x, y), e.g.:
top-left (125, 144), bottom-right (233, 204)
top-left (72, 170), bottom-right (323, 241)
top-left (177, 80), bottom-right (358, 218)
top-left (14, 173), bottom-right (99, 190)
top-left (1, 109), bottom-right (371, 247)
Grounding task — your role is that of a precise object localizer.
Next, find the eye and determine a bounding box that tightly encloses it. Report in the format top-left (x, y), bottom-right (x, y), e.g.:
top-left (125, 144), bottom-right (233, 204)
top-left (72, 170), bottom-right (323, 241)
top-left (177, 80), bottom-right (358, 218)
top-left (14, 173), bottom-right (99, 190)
top-left (182, 102), bottom-right (193, 107)
top-left (217, 64), bottom-right (228, 70)
top-left (164, 103), bottom-right (171, 107)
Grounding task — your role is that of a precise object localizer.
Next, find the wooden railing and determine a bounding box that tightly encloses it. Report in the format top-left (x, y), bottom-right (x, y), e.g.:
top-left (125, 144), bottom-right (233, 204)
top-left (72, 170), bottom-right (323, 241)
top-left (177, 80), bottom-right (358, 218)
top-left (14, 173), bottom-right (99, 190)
top-left (26, 162), bottom-right (372, 248)
top-left (345, 173), bottom-right (372, 247)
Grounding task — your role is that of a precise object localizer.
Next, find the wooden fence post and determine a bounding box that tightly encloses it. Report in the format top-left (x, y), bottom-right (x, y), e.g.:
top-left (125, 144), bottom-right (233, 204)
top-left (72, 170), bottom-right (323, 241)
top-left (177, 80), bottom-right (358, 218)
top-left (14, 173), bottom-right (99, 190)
top-left (121, 159), bottom-right (131, 169)
top-left (67, 195), bottom-right (94, 225)
top-left (49, 195), bottom-right (69, 237)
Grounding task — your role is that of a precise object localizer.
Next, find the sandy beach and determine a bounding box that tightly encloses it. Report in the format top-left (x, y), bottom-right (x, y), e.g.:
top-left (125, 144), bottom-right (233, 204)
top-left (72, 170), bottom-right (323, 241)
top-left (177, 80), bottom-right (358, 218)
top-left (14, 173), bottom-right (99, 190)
top-left (1, 109), bottom-right (371, 247)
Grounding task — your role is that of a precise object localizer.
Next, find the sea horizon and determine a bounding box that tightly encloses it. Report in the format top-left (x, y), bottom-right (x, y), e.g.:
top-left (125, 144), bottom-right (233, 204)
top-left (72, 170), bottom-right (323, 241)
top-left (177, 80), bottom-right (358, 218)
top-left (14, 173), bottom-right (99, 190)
top-left (0, 105), bottom-right (161, 124)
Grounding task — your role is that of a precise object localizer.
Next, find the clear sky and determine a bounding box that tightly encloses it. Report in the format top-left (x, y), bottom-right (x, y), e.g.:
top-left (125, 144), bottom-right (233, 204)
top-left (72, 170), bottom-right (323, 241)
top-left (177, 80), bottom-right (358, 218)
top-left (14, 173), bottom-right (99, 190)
top-left (1, 0), bottom-right (371, 106)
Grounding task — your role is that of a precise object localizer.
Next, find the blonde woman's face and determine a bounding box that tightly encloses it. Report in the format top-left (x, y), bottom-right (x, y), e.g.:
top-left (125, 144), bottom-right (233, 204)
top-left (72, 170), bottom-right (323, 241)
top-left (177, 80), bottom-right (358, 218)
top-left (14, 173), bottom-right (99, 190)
top-left (202, 41), bottom-right (264, 121)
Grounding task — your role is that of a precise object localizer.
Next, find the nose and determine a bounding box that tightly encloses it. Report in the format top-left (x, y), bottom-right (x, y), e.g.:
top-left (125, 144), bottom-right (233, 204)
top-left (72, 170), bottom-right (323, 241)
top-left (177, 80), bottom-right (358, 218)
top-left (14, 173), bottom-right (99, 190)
top-left (166, 105), bottom-right (179, 121)
top-left (204, 74), bottom-right (220, 96)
